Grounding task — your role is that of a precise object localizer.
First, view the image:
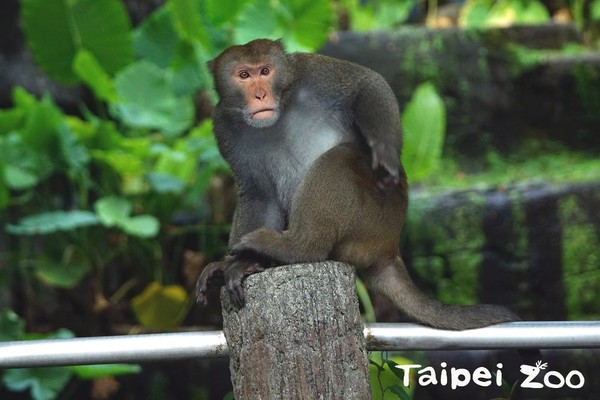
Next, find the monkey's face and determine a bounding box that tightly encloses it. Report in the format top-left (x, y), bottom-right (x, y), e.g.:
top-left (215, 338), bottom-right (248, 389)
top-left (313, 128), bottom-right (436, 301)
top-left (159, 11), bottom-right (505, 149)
top-left (209, 39), bottom-right (290, 129)
top-left (231, 62), bottom-right (280, 128)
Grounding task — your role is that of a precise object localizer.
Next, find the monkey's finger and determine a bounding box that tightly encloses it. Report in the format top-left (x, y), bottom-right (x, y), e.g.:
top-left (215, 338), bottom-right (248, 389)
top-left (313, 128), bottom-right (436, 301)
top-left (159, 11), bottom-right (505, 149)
top-left (195, 261), bottom-right (228, 304)
top-left (226, 277), bottom-right (246, 309)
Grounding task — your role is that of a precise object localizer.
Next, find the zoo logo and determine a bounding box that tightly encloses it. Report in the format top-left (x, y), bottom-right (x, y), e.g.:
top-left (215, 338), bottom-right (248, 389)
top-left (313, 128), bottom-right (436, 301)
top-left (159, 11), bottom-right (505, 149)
top-left (395, 360), bottom-right (585, 391)
top-left (520, 360), bottom-right (584, 389)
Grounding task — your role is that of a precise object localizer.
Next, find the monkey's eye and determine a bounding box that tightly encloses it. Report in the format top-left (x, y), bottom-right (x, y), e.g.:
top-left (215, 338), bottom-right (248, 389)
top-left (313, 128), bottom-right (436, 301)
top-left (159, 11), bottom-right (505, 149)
top-left (260, 67), bottom-right (270, 76)
top-left (238, 71), bottom-right (250, 79)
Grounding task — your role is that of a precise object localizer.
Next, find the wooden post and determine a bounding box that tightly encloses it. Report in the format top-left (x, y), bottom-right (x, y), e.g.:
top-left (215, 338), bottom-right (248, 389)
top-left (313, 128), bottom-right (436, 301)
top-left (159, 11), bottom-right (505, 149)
top-left (221, 262), bottom-right (371, 399)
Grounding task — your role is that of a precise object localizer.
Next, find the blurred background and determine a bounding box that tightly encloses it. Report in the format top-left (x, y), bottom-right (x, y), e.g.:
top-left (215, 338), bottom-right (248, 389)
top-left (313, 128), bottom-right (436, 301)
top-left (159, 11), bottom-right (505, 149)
top-left (0, 0), bottom-right (599, 399)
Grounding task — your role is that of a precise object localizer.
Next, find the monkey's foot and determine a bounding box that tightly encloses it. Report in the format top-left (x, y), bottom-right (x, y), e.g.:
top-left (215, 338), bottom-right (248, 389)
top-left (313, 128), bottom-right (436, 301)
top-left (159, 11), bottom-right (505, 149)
top-left (225, 261), bottom-right (265, 308)
top-left (195, 261), bottom-right (229, 305)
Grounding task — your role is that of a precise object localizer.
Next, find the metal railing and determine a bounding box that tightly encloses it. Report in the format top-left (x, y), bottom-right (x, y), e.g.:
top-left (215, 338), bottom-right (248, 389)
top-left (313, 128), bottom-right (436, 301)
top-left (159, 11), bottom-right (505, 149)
top-left (1, 321), bottom-right (599, 368)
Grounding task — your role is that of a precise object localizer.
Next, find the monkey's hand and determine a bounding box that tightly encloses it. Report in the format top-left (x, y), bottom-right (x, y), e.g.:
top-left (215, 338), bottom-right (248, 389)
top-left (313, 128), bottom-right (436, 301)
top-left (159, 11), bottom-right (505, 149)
top-left (371, 141), bottom-right (400, 190)
top-left (224, 260), bottom-right (265, 308)
top-left (195, 261), bottom-right (229, 305)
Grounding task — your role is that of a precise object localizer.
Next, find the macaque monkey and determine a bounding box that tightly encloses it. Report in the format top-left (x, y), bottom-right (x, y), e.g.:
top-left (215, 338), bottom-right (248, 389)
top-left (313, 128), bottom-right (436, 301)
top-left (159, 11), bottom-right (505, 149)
top-left (196, 39), bottom-right (518, 330)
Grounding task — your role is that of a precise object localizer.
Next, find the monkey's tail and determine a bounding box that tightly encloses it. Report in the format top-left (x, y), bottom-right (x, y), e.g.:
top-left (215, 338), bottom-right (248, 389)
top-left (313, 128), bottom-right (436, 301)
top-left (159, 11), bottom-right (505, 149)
top-left (365, 257), bottom-right (519, 330)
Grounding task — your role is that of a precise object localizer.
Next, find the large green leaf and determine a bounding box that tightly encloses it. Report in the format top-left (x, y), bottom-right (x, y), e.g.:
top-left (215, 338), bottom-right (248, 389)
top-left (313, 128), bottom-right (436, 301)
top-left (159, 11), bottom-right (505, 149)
top-left (121, 215), bottom-right (160, 238)
top-left (0, 108), bottom-right (25, 135)
top-left (4, 165), bottom-right (39, 190)
top-left (235, 0), bottom-right (279, 45)
top-left (36, 257), bottom-right (90, 289)
top-left (6, 211), bottom-right (100, 235)
top-left (205, 0), bottom-right (246, 26)
top-left (401, 82), bottom-right (446, 182)
top-left (95, 197), bottom-right (160, 238)
top-left (167, 0), bottom-right (211, 48)
top-left (281, 0), bottom-right (334, 50)
top-left (235, 0), bottom-right (333, 52)
top-left (73, 50), bottom-right (118, 102)
top-left (22, 0), bottom-right (133, 83)
top-left (95, 196), bottom-right (132, 227)
top-left (20, 95), bottom-right (63, 152)
top-left (110, 61), bottom-right (195, 137)
top-left (133, 7), bottom-right (179, 68)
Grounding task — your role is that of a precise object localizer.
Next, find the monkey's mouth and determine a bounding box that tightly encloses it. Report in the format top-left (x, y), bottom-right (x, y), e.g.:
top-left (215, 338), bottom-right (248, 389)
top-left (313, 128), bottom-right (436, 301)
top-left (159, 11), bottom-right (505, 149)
top-left (251, 108), bottom-right (276, 120)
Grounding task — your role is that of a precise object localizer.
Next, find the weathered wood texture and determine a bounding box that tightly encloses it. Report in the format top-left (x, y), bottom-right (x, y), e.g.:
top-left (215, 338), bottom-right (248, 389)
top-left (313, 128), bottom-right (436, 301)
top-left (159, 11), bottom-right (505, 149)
top-left (221, 262), bottom-right (371, 400)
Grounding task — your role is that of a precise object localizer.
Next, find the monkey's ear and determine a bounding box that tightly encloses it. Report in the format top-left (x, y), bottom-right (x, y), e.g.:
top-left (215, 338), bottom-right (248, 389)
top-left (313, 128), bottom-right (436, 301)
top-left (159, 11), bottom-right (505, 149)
top-left (206, 59), bottom-right (215, 74)
top-left (274, 38), bottom-right (285, 52)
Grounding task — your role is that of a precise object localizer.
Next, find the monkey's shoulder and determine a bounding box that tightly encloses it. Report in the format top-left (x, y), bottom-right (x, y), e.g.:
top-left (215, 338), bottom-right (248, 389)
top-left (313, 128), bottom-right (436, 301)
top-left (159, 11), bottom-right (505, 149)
top-left (288, 53), bottom-right (380, 92)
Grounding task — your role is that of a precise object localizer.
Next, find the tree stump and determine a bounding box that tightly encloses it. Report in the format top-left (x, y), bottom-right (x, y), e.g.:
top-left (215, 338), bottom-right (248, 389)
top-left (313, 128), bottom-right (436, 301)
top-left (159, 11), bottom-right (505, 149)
top-left (221, 262), bottom-right (371, 400)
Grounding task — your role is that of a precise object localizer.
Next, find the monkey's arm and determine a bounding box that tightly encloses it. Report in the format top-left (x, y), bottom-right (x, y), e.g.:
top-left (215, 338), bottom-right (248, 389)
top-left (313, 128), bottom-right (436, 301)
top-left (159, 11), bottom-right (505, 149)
top-left (353, 74), bottom-right (402, 188)
top-left (196, 188), bottom-right (284, 306)
top-left (228, 189), bottom-right (285, 247)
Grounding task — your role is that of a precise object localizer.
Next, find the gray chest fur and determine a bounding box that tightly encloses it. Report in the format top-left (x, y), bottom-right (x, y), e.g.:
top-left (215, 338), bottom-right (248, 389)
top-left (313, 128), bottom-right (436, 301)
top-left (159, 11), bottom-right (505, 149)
top-left (245, 88), bottom-right (350, 211)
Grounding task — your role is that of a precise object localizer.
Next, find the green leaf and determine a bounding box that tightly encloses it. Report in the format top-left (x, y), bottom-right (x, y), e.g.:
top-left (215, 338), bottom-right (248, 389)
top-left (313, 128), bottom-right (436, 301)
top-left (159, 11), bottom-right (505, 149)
top-left (12, 86), bottom-right (38, 111)
top-left (593, 0), bottom-right (600, 21)
top-left (0, 162), bottom-right (8, 209)
top-left (121, 215), bottom-right (160, 238)
top-left (167, 0), bottom-right (211, 48)
top-left (234, 0), bottom-right (332, 52)
top-left (401, 82), bottom-right (446, 182)
top-left (374, 0), bottom-right (415, 28)
top-left (95, 197), bottom-right (160, 238)
top-left (154, 148), bottom-right (196, 183)
top-left (390, 384), bottom-right (412, 400)
top-left (69, 364), bottom-right (142, 379)
top-left (459, 0), bottom-right (494, 28)
top-left (22, 328), bottom-right (74, 341)
top-left (131, 282), bottom-right (190, 329)
top-left (111, 61), bottom-right (194, 137)
top-left (73, 50), bottom-right (118, 102)
top-left (0, 132), bottom-right (51, 188)
top-left (6, 211), bottom-right (100, 235)
top-left (147, 172), bottom-right (185, 193)
top-left (205, 0), bottom-right (246, 26)
top-left (0, 309), bottom-right (25, 341)
top-left (95, 196), bottom-right (133, 227)
top-left (280, 0), bottom-right (333, 50)
top-left (0, 108), bottom-right (25, 135)
top-left (58, 124), bottom-right (90, 179)
top-left (2, 367), bottom-right (72, 400)
top-left (171, 42), bottom-right (207, 96)
top-left (20, 95), bottom-right (63, 152)
top-left (235, 0), bottom-right (280, 44)
top-left (22, 0), bottom-right (133, 84)
top-left (36, 258), bottom-right (90, 289)
top-left (5, 164), bottom-right (40, 190)
top-left (133, 7), bottom-right (179, 68)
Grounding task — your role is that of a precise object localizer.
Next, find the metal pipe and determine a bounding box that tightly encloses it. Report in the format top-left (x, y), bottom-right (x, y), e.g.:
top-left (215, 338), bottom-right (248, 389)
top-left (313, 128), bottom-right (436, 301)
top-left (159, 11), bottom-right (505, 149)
top-left (0, 331), bottom-right (228, 368)
top-left (1, 322), bottom-right (600, 368)
top-left (363, 321), bottom-right (600, 351)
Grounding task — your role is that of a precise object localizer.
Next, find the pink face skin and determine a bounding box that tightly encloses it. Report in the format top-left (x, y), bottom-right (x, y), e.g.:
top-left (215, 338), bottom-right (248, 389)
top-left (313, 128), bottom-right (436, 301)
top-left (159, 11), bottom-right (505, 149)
top-left (232, 63), bottom-right (279, 127)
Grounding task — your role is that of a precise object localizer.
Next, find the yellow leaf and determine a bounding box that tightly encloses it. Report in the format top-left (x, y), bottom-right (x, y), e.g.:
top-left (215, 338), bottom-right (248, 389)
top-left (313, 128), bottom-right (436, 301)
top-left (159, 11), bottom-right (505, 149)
top-left (131, 282), bottom-right (189, 329)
